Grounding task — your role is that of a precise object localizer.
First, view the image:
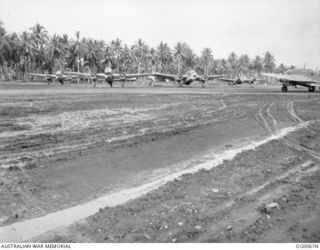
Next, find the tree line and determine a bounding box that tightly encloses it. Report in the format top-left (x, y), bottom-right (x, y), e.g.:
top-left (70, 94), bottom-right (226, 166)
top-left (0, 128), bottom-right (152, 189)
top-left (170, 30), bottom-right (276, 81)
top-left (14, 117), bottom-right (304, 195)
top-left (0, 22), bottom-right (293, 81)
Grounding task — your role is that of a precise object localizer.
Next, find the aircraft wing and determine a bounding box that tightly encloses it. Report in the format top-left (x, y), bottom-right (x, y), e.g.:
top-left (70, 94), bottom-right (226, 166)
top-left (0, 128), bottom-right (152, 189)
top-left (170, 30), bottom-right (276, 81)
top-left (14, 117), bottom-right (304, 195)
top-left (310, 82), bottom-right (320, 87)
top-left (217, 78), bottom-right (235, 83)
top-left (207, 74), bottom-right (224, 80)
top-left (112, 72), bottom-right (176, 81)
top-left (124, 73), bottom-right (151, 78)
top-left (148, 73), bottom-right (177, 81)
top-left (64, 71), bottom-right (91, 78)
top-left (261, 73), bottom-right (317, 84)
top-left (113, 77), bottom-right (137, 82)
top-left (27, 73), bottom-right (47, 78)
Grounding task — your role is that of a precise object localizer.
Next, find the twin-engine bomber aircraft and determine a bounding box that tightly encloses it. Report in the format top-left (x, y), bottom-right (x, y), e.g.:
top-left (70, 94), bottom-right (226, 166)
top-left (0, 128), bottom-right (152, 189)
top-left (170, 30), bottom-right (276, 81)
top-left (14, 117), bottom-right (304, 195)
top-left (261, 69), bottom-right (320, 92)
top-left (147, 70), bottom-right (223, 88)
top-left (27, 71), bottom-right (73, 85)
top-left (65, 70), bottom-right (150, 88)
top-left (218, 75), bottom-right (256, 85)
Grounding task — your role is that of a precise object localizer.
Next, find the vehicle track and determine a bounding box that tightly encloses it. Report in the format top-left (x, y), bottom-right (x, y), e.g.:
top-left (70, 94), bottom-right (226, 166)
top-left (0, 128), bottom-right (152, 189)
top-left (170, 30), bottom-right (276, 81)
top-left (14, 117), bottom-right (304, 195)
top-left (0, 120), bottom-right (313, 242)
top-left (199, 163), bottom-right (320, 242)
top-left (255, 102), bottom-right (275, 134)
top-left (0, 99), bottom-right (229, 170)
top-left (266, 102), bottom-right (277, 128)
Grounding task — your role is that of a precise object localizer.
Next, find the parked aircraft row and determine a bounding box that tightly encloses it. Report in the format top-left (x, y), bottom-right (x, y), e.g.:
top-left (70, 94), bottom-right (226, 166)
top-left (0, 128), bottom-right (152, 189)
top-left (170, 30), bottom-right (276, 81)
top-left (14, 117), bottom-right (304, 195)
top-left (27, 68), bottom-right (320, 92)
top-left (28, 69), bottom-right (223, 88)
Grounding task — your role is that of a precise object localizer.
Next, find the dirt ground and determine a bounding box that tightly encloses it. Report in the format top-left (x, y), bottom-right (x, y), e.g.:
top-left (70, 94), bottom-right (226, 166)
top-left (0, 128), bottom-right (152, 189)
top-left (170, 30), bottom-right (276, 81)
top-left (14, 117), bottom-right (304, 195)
top-left (0, 82), bottom-right (319, 242)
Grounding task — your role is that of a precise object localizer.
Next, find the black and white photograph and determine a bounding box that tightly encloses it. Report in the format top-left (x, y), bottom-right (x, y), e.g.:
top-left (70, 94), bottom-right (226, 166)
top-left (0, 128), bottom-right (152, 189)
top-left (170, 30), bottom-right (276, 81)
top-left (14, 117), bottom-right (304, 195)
top-left (0, 0), bottom-right (319, 246)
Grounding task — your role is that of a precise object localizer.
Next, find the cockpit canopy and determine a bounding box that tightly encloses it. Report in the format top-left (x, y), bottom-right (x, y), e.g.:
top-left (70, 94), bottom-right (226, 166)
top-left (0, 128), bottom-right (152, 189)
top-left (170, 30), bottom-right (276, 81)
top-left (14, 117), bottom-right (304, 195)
top-left (185, 70), bottom-right (198, 78)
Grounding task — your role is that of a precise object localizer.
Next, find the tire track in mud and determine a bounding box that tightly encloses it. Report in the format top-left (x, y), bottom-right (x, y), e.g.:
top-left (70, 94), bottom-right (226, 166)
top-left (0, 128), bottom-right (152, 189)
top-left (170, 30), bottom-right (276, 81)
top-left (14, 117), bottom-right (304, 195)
top-left (254, 99), bottom-right (320, 162)
top-left (0, 120), bottom-right (314, 242)
top-left (254, 101), bottom-right (306, 135)
top-left (282, 136), bottom-right (320, 160)
top-left (205, 160), bottom-right (319, 216)
top-left (0, 99), bottom-right (229, 170)
top-left (287, 101), bottom-right (303, 123)
top-left (255, 100), bottom-right (320, 162)
top-left (266, 102), bottom-right (277, 128)
top-left (200, 162), bottom-right (320, 242)
top-left (255, 102), bottom-right (276, 134)
top-left (285, 100), bottom-right (316, 134)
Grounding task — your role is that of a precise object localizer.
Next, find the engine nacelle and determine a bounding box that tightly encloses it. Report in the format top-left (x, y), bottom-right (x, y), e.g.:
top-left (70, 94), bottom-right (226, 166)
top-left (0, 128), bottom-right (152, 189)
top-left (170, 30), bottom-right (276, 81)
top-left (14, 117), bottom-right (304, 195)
top-left (119, 73), bottom-right (126, 81)
top-left (175, 74), bottom-right (182, 82)
top-left (90, 73), bottom-right (97, 82)
top-left (200, 74), bottom-right (208, 83)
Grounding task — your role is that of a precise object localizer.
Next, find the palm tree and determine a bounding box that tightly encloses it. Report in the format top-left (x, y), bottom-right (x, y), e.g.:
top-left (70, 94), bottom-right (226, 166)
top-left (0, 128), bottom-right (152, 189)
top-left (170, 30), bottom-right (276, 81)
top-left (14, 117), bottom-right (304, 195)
top-left (83, 38), bottom-right (99, 72)
top-left (157, 42), bottom-right (172, 73)
top-left (30, 23), bottom-right (48, 50)
top-left (227, 52), bottom-right (238, 76)
top-left (101, 45), bottom-right (114, 71)
top-left (0, 22), bottom-right (11, 79)
top-left (59, 34), bottom-right (70, 71)
top-left (132, 39), bottom-right (149, 73)
top-left (30, 23), bottom-right (48, 72)
top-left (45, 34), bottom-right (65, 73)
top-left (121, 44), bottom-right (133, 73)
top-left (69, 31), bottom-right (86, 79)
top-left (148, 47), bottom-right (158, 72)
top-left (7, 32), bottom-right (21, 79)
top-left (174, 42), bottom-right (185, 74)
top-left (216, 59), bottom-right (228, 75)
top-left (110, 38), bottom-right (123, 72)
top-left (238, 54), bottom-right (250, 74)
top-left (19, 31), bottom-right (36, 78)
top-left (0, 22), bottom-right (10, 61)
top-left (276, 63), bottom-right (287, 73)
top-left (200, 48), bottom-right (213, 75)
top-left (252, 55), bottom-right (263, 73)
top-left (183, 46), bottom-right (196, 72)
top-left (263, 51), bottom-right (275, 73)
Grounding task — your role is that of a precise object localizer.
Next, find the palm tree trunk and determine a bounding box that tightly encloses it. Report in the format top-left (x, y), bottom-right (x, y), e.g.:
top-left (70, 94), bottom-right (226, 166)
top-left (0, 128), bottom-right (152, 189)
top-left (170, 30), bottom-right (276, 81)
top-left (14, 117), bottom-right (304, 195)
top-left (77, 55), bottom-right (80, 84)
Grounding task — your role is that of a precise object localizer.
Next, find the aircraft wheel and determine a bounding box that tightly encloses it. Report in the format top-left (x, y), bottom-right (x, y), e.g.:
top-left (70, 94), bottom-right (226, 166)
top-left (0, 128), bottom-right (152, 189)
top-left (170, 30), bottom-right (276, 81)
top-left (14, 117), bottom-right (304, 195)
top-left (281, 85), bottom-right (288, 92)
top-left (308, 86), bottom-right (315, 92)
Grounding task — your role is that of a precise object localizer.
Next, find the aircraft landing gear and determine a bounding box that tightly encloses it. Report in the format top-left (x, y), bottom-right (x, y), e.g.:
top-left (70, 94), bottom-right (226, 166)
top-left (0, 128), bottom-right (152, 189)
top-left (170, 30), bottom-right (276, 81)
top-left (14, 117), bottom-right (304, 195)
top-left (281, 85), bottom-right (288, 92)
top-left (201, 82), bottom-right (206, 88)
top-left (308, 86), bottom-right (315, 92)
top-left (149, 81), bottom-right (155, 87)
top-left (121, 81), bottom-right (125, 88)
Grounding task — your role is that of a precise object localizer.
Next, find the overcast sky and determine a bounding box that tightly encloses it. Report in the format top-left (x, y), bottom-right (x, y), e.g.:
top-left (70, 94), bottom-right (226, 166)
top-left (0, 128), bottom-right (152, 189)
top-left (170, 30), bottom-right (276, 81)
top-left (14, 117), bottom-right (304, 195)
top-left (1, 0), bottom-right (319, 69)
